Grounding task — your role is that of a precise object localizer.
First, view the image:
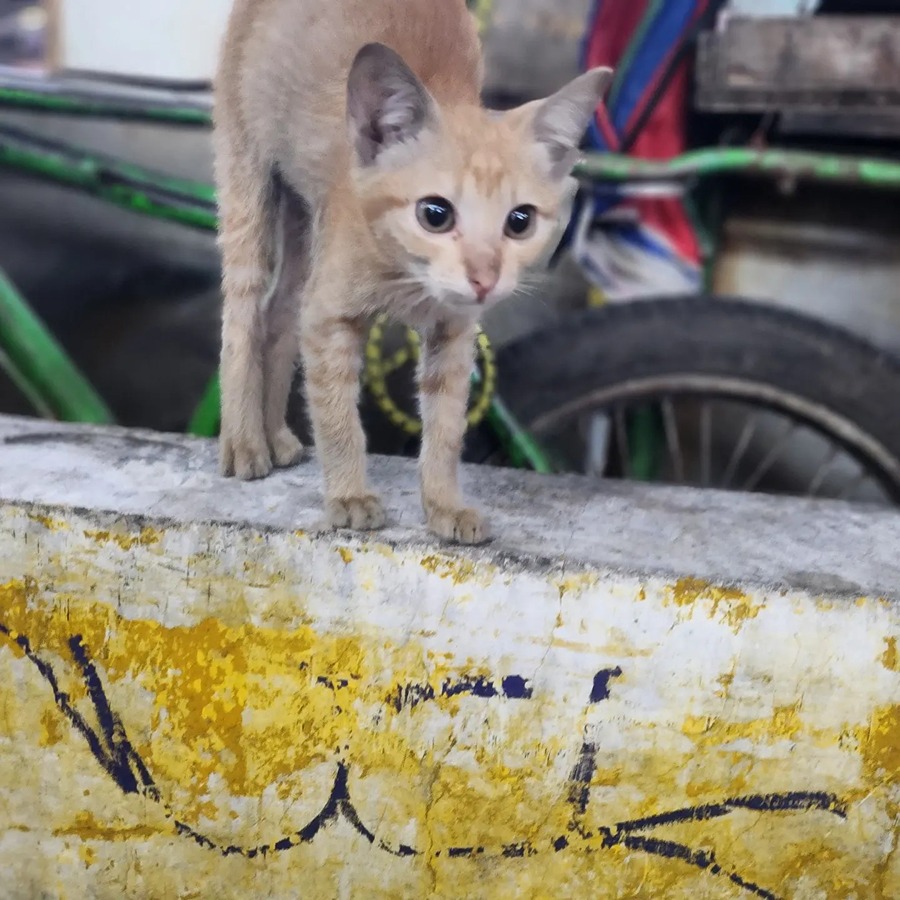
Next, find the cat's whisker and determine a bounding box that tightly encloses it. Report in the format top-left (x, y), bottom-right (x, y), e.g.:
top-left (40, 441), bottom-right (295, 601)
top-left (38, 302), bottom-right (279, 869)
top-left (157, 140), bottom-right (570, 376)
top-left (510, 276), bottom-right (548, 296)
top-left (506, 279), bottom-right (555, 312)
top-left (386, 279), bottom-right (426, 291)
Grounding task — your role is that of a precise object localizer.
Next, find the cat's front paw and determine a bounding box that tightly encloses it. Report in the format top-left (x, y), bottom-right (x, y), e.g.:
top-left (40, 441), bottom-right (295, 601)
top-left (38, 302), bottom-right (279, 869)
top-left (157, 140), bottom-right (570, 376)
top-left (326, 494), bottom-right (386, 531)
top-left (269, 426), bottom-right (306, 468)
top-left (220, 433), bottom-right (273, 480)
top-left (426, 506), bottom-right (489, 545)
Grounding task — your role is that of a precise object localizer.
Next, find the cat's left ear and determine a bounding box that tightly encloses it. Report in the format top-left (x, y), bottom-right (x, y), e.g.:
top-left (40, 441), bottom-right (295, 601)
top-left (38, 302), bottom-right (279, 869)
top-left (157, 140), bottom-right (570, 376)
top-left (523, 67), bottom-right (614, 180)
top-left (347, 43), bottom-right (438, 166)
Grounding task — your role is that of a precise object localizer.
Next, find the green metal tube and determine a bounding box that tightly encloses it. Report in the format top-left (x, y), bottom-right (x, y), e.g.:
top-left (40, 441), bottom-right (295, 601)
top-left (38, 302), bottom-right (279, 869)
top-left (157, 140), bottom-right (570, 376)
top-left (0, 267), bottom-right (114, 423)
top-left (485, 395), bottom-right (555, 474)
top-left (0, 86), bottom-right (212, 126)
top-left (575, 147), bottom-right (900, 189)
top-left (0, 343), bottom-right (55, 417)
top-left (0, 126), bottom-right (217, 231)
top-left (189, 372), bottom-right (221, 437)
top-left (627, 406), bottom-right (661, 482)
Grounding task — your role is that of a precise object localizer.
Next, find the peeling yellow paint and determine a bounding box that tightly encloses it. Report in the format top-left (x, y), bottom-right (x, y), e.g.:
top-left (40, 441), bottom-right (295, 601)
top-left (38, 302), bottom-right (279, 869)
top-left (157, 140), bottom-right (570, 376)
top-left (666, 577), bottom-right (763, 632)
top-left (715, 668), bottom-right (736, 699)
top-left (1, 511), bottom-right (898, 899)
top-left (0, 579), bottom-right (366, 813)
top-left (1, 572), bottom-right (608, 876)
top-left (862, 705), bottom-right (900, 785)
top-left (56, 811), bottom-right (162, 842)
top-left (27, 511), bottom-right (68, 531)
top-left (39, 705), bottom-right (63, 747)
top-left (682, 703), bottom-right (804, 746)
top-left (881, 636), bottom-right (899, 672)
top-left (419, 553), bottom-right (482, 585)
top-left (84, 525), bottom-right (161, 551)
top-left (553, 572), bottom-right (600, 598)
top-left (3, 568), bottom-right (890, 899)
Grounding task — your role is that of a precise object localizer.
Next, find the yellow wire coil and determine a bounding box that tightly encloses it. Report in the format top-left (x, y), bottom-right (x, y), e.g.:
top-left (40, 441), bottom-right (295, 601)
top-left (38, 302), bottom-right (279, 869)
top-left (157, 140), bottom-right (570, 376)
top-left (471, 0), bottom-right (494, 34)
top-left (364, 315), bottom-right (496, 436)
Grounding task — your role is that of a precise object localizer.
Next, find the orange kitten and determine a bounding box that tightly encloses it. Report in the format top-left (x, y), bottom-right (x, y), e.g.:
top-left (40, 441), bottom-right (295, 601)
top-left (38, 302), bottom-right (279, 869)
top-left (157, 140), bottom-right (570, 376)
top-left (214, 0), bottom-right (611, 543)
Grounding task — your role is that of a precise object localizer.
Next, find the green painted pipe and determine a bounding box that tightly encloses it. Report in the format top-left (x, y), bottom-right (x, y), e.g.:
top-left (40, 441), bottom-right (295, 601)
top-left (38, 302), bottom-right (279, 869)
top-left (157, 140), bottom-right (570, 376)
top-left (189, 372), bottom-right (221, 437)
top-left (576, 147), bottom-right (900, 188)
top-left (0, 126), bottom-right (217, 232)
top-left (627, 406), bottom-right (661, 482)
top-left (0, 267), bottom-right (114, 424)
top-left (0, 86), bottom-right (212, 126)
top-left (485, 395), bottom-right (555, 474)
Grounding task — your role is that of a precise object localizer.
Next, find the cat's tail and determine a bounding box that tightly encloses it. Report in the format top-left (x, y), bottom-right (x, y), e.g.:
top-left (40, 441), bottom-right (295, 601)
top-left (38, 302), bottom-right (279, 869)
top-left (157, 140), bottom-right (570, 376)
top-left (259, 177), bottom-right (287, 315)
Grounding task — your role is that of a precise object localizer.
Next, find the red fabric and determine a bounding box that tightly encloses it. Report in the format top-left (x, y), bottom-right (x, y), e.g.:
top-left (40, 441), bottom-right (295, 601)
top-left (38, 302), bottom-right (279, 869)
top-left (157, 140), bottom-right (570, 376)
top-left (583, 2), bottom-right (701, 265)
top-left (584, 3), bottom-right (649, 72)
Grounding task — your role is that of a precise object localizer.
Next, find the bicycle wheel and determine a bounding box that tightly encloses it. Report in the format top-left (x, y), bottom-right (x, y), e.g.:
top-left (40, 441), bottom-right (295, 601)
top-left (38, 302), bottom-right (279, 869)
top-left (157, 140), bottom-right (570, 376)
top-left (487, 296), bottom-right (900, 505)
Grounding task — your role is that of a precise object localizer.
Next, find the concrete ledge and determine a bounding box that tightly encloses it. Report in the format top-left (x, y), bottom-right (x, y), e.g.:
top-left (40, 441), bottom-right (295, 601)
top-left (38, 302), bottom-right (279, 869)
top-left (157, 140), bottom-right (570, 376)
top-left (0, 416), bottom-right (897, 898)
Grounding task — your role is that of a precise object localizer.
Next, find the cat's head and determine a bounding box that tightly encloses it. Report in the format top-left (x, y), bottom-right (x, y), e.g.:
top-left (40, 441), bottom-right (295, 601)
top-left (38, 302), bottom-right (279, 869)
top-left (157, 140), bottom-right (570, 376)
top-left (346, 42), bottom-right (612, 315)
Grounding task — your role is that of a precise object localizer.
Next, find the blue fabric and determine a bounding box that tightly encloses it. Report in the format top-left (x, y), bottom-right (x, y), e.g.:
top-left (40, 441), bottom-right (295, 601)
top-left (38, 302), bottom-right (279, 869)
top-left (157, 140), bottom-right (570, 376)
top-left (570, 0), bottom-right (706, 274)
top-left (583, 0), bottom-right (705, 150)
top-left (609, 1), bottom-right (700, 138)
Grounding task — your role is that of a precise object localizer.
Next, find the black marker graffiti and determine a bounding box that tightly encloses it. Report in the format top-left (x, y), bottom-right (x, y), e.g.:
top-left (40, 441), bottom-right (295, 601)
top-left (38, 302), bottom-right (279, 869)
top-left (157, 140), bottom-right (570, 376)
top-left (0, 623), bottom-right (847, 899)
top-left (590, 666), bottom-right (623, 703)
top-left (386, 672), bottom-right (533, 712)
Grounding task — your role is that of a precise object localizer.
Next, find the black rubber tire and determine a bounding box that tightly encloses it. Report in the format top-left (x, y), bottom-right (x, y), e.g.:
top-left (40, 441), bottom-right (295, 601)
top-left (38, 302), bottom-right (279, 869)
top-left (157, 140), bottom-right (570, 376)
top-left (490, 295), bottom-right (900, 500)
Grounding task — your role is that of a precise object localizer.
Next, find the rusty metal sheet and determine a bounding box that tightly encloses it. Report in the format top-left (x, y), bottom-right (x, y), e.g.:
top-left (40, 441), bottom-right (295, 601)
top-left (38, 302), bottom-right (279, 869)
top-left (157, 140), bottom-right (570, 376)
top-left (696, 16), bottom-right (900, 114)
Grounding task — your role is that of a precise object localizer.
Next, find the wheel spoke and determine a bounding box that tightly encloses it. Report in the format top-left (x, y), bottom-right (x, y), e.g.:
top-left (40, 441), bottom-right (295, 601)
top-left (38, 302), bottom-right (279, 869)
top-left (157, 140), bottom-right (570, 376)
top-left (835, 468), bottom-right (870, 502)
top-left (613, 407), bottom-right (632, 479)
top-left (741, 421), bottom-right (797, 492)
top-left (700, 400), bottom-right (713, 488)
top-left (661, 398), bottom-right (686, 483)
top-left (805, 447), bottom-right (840, 497)
top-left (721, 413), bottom-right (760, 489)
top-left (585, 413), bottom-right (612, 478)
top-left (528, 380), bottom-right (896, 505)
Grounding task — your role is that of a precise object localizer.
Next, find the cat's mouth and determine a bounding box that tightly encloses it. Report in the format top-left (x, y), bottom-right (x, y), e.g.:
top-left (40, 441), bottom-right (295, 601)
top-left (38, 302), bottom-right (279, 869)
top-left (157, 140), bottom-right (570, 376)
top-left (387, 271), bottom-right (504, 316)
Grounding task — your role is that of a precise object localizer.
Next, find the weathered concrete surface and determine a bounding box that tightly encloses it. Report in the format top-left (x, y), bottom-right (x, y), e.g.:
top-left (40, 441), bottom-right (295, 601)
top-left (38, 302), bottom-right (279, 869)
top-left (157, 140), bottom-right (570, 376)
top-left (0, 415), bottom-right (897, 899)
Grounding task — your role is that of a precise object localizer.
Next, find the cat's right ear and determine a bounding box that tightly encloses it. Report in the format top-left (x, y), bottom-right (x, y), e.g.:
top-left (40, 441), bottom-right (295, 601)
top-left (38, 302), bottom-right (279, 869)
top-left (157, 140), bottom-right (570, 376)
top-left (347, 43), bottom-right (437, 166)
top-left (525, 67), bottom-right (614, 180)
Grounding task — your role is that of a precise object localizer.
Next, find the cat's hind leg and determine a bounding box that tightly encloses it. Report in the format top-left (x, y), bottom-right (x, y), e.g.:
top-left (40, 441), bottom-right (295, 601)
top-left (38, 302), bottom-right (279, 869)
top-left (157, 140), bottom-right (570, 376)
top-left (216, 148), bottom-right (278, 480)
top-left (262, 179), bottom-right (309, 468)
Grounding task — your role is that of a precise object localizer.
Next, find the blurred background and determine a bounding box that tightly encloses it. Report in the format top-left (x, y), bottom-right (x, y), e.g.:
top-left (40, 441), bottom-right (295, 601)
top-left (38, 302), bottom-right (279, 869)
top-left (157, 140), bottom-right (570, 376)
top-left (2, 0), bottom-right (900, 506)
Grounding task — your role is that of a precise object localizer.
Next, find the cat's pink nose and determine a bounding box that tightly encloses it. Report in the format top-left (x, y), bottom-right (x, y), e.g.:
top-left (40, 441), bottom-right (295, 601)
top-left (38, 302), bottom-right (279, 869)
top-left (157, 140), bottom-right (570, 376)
top-left (468, 273), bottom-right (498, 303)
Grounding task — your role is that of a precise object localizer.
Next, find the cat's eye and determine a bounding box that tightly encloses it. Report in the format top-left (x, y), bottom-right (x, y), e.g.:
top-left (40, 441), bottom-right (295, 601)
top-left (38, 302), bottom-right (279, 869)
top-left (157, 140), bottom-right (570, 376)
top-left (504, 205), bottom-right (537, 239)
top-left (416, 197), bottom-right (456, 234)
